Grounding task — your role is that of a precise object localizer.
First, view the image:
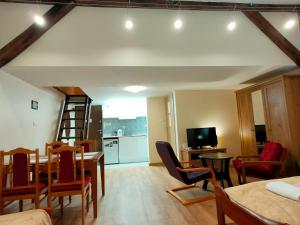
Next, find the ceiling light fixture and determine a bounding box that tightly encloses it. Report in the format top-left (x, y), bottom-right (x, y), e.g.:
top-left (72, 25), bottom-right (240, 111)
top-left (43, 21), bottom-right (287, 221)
top-left (284, 19), bottom-right (296, 30)
top-left (125, 19), bottom-right (134, 30)
top-left (174, 19), bottom-right (183, 30)
top-left (227, 21), bottom-right (236, 31)
top-left (34, 14), bottom-right (45, 26)
top-left (124, 86), bottom-right (147, 93)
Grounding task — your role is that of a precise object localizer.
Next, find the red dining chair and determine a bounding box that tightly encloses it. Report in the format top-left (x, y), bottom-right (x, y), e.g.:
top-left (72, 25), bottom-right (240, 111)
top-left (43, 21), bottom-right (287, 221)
top-left (74, 140), bottom-right (97, 153)
top-left (47, 145), bottom-right (91, 225)
top-left (0, 148), bottom-right (47, 214)
top-left (45, 141), bottom-right (68, 155)
top-left (233, 141), bottom-right (288, 184)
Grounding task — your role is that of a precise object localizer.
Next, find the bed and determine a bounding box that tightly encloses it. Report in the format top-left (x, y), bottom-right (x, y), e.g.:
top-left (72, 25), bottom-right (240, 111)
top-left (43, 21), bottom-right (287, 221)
top-left (0, 209), bottom-right (52, 225)
top-left (224, 176), bottom-right (300, 225)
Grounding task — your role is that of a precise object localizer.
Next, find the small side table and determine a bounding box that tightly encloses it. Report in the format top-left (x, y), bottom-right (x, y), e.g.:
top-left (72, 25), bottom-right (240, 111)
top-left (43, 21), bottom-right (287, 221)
top-left (199, 153), bottom-right (233, 189)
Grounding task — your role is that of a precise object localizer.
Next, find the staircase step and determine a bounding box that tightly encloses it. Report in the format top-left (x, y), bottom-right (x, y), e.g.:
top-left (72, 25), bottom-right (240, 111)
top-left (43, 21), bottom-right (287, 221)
top-left (62, 118), bottom-right (84, 121)
top-left (64, 109), bottom-right (85, 113)
top-left (60, 127), bottom-right (83, 130)
top-left (60, 136), bottom-right (81, 140)
top-left (66, 101), bottom-right (86, 104)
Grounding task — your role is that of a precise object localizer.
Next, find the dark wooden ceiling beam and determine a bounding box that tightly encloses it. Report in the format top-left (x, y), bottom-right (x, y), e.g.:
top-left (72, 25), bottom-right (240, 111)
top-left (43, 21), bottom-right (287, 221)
top-left (0, 4), bottom-right (74, 68)
top-left (1, 0), bottom-right (300, 12)
top-left (243, 11), bottom-right (300, 67)
top-left (298, 12), bottom-right (300, 30)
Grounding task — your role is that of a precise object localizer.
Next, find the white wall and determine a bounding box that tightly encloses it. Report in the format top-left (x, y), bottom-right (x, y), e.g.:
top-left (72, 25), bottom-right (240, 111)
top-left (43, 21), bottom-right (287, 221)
top-left (0, 70), bottom-right (63, 154)
top-left (174, 90), bottom-right (241, 157)
top-left (147, 96), bottom-right (168, 164)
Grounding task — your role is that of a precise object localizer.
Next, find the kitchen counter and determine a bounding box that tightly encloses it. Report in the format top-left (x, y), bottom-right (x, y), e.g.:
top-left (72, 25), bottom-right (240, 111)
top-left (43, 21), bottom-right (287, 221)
top-left (103, 135), bottom-right (147, 139)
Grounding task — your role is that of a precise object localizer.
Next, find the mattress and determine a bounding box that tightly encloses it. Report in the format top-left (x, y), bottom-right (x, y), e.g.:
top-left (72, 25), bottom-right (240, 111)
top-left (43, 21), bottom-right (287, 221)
top-left (225, 176), bottom-right (300, 225)
top-left (0, 209), bottom-right (52, 225)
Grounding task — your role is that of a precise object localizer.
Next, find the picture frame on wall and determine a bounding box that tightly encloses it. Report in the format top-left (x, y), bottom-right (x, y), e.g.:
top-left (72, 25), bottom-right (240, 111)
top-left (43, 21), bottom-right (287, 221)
top-left (31, 100), bottom-right (38, 110)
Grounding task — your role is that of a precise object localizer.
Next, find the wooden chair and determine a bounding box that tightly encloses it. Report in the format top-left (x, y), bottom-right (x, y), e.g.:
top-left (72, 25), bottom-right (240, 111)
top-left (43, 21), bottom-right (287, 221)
top-left (45, 141), bottom-right (68, 156)
top-left (0, 148), bottom-right (47, 214)
top-left (74, 140), bottom-right (96, 152)
top-left (155, 141), bottom-right (216, 205)
top-left (47, 145), bottom-right (91, 225)
top-left (233, 142), bottom-right (287, 184)
top-left (214, 183), bottom-right (288, 225)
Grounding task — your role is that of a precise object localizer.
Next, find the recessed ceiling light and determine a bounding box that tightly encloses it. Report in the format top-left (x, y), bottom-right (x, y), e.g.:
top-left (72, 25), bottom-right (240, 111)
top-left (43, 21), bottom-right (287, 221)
top-left (124, 86), bottom-right (147, 93)
top-left (34, 15), bottom-right (45, 26)
top-left (227, 21), bottom-right (236, 31)
top-left (174, 19), bottom-right (183, 30)
top-left (125, 19), bottom-right (134, 30)
top-left (284, 19), bottom-right (296, 29)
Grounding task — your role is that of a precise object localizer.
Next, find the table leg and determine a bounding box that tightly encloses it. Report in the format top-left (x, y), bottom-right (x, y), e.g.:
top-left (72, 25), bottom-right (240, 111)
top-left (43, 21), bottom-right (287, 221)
top-left (224, 159), bottom-right (233, 187)
top-left (91, 162), bottom-right (97, 218)
top-left (202, 180), bottom-right (209, 190)
top-left (100, 154), bottom-right (105, 196)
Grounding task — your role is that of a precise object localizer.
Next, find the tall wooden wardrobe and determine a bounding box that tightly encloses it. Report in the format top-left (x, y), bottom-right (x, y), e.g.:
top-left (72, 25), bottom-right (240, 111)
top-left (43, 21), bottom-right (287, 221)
top-left (236, 75), bottom-right (300, 176)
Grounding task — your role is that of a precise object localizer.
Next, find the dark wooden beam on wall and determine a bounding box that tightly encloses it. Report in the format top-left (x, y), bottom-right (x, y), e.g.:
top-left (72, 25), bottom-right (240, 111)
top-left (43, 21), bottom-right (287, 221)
top-left (0, 0), bottom-right (300, 12)
top-left (0, 4), bottom-right (74, 68)
top-left (243, 11), bottom-right (300, 67)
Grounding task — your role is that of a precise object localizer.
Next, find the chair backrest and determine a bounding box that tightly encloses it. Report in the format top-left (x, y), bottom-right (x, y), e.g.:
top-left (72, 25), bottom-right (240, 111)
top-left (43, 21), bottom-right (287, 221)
top-left (155, 141), bottom-right (186, 183)
top-left (48, 145), bottom-right (84, 191)
top-left (0, 148), bottom-right (39, 196)
top-left (74, 139), bottom-right (96, 153)
top-left (214, 183), bottom-right (288, 225)
top-left (45, 141), bottom-right (68, 155)
top-left (259, 141), bottom-right (283, 161)
top-left (259, 142), bottom-right (288, 175)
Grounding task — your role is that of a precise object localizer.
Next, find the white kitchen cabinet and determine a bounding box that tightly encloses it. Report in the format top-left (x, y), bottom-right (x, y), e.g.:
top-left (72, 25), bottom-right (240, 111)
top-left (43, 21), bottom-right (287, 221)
top-left (118, 135), bottom-right (148, 163)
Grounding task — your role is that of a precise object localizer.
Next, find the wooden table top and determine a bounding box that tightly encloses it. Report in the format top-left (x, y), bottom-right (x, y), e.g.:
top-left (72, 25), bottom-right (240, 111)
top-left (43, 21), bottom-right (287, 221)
top-left (198, 152), bottom-right (233, 160)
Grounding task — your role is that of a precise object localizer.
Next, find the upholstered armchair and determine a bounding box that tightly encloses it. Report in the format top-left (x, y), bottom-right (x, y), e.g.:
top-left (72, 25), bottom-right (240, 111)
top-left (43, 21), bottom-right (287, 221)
top-left (233, 142), bottom-right (287, 184)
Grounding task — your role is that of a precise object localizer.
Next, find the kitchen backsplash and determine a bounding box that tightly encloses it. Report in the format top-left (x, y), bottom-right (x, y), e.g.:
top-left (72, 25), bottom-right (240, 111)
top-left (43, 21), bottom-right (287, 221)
top-left (103, 116), bottom-right (147, 137)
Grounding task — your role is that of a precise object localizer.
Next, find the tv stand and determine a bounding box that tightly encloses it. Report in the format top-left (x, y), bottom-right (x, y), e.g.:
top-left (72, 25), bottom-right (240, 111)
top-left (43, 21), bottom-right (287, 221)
top-left (181, 147), bottom-right (226, 167)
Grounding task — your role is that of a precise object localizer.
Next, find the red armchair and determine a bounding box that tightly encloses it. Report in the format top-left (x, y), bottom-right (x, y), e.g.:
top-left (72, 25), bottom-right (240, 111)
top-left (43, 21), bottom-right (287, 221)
top-left (233, 142), bottom-right (287, 184)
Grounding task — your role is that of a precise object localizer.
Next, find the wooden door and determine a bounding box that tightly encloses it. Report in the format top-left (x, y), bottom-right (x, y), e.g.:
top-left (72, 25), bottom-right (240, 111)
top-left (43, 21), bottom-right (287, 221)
top-left (263, 81), bottom-right (291, 149)
top-left (88, 105), bottom-right (103, 152)
top-left (236, 92), bottom-right (257, 155)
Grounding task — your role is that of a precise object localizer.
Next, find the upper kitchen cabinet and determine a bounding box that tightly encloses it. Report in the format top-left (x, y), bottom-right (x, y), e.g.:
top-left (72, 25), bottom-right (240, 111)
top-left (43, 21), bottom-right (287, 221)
top-left (236, 75), bottom-right (300, 175)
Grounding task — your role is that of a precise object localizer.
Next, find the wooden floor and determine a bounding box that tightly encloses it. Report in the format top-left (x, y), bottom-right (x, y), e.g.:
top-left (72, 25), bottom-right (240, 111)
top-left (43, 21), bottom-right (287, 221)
top-left (3, 164), bottom-right (245, 225)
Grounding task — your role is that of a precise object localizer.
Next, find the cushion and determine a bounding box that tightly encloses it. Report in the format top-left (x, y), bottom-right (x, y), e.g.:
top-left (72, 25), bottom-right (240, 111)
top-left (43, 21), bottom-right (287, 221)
top-left (184, 170), bottom-right (211, 185)
top-left (13, 153), bottom-right (29, 186)
top-left (233, 159), bottom-right (274, 179)
top-left (259, 142), bottom-right (282, 161)
top-left (59, 151), bottom-right (74, 183)
top-left (51, 177), bottom-right (91, 192)
top-left (81, 143), bottom-right (90, 153)
top-left (3, 183), bottom-right (47, 197)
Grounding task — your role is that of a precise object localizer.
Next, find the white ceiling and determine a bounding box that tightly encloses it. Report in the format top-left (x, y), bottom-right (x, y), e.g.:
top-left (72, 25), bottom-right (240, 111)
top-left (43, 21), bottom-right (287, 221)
top-left (0, 3), bottom-right (300, 103)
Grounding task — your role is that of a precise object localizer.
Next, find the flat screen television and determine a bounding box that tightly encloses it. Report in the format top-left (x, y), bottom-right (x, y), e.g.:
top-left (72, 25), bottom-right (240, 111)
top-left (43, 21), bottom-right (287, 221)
top-left (187, 127), bottom-right (218, 149)
top-left (255, 125), bottom-right (267, 144)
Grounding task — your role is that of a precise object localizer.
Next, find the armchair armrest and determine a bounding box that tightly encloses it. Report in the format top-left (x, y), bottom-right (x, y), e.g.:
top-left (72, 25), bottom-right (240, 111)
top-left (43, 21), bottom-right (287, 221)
top-left (236, 155), bottom-right (260, 160)
top-left (176, 167), bottom-right (211, 172)
top-left (176, 167), bottom-right (217, 185)
top-left (241, 161), bottom-right (282, 167)
top-left (180, 161), bottom-right (192, 164)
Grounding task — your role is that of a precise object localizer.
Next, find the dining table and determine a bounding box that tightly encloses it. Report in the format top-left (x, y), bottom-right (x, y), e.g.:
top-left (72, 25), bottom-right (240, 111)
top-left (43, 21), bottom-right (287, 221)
top-left (3, 151), bottom-right (105, 218)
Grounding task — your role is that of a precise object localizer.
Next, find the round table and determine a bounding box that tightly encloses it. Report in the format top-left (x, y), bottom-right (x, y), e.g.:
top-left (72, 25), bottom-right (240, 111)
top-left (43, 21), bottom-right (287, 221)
top-left (199, 153), bottom-right (233, 188)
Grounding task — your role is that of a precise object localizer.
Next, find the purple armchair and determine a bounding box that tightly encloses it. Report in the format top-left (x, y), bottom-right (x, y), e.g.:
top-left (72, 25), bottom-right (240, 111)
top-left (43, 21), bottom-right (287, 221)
top-left (155, 141), bottom-right (216, 205)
